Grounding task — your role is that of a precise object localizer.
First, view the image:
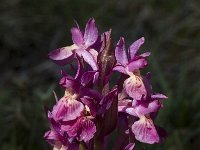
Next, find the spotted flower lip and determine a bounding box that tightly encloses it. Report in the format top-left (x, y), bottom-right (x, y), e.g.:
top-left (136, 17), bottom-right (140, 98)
top-left (51, 90), bottom-right (84, 122)
top-left (131, 116), bottom-right (160, 144)
top-left (48, 18), bottom-right (99, 70)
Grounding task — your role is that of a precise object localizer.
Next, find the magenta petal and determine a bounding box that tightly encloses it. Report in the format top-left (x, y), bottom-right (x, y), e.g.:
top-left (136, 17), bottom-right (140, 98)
top-left (48, 46), bottom-right (73, 65)
top-left (115, 37), bottom-right (128, 66)
top-left (127, 58), bottom-right (148, 72)
top-left (124, 75), bottom-right (147, 100)
top-left (129, 37), bottom-right (145, 59)
top-left (84, 18), bottom-right (98, 47)
top-left (131, 117), bottom-right (160, 144)
top-left (71, 27), bottom-right (84, 46)
top-left (81, 71), bottom-right (96, 86)
top-left (59, 76), bottom-right (80, 92)
top-left (79, 119), bottom-right (96, 142)
top-left (124, 143), bottom-right (135, 150)
top-left (63, 99), bottom-right (84, 121)
top-left (61, 119), bottom-right (77, 132)
top-left (76, 49), bottom-right (98, 70)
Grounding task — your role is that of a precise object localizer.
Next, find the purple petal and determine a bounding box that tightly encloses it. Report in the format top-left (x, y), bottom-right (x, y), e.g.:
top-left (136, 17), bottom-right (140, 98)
top-left (71, 27), bottom-right (84, 46)
top-left (125, 100), bottom-right (162, 117)
top-left (44, 130), bottom-right (58, 145)
top-left (81, 96), bottom-right (97, 117)
top-left (131, 116), bottom-right (160, 144)
top-left (115, 37), bottom-right (128, 66)
top-left (66, 119), bottom-right (79, 137)
top-left (79, 87), bottom-right (102, 101)
top-left (74, 54), bottom-right (84, 79)
top-left (84, 18), bottom-right (98, 47)
top-left (124, 75), bottom-right (147, 100)
top-left (129, 37), bottom-right (145, 59)
top-left (76, 49), bottom-right (98, 70)
top-left (48, 46), bottom-right (75, 65)
top-left (79, 119), bottom-right (96, 142)
top-left (98, 87), bottom-right (118, 114)
top-left (81, 71), bottom-right (96, 86)
top-left (113, 65), bottom-right (127, 74)
top-left (61, 119), bottom-right (77, 132)
top-left (124, 143), bottom-right (135, 150)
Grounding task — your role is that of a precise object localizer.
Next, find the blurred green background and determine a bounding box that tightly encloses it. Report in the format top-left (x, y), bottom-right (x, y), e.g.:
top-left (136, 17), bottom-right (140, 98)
top-left (0, 0), bottom-right (199, 149)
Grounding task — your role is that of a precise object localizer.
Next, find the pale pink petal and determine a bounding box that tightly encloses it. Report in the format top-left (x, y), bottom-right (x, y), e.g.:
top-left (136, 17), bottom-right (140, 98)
top-left (124, 75), bottom-right (147, 100)
top-left (48, 46), bottom-right (74, 65)
top-left (63, 100), bottom-right (84, 121)
top-left (88, 48), bottom-right (98, 62)
top-left (131, 117), bottom-right (160, 144)
top-left (151, 93), bottom-right (168, 100)
top-left (140, 52), bottom-right (151, 57)
top-left (127, 58), bottom-right (148, 72)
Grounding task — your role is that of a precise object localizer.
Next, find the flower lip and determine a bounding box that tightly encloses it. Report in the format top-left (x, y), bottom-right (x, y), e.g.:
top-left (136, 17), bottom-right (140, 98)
top-left (131, 116), bottom-right (160, 144)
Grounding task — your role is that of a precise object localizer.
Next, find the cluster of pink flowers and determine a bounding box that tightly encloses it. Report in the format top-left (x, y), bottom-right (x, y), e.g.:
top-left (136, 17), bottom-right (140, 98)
top-left (44, 18), bottom-right (167, 150)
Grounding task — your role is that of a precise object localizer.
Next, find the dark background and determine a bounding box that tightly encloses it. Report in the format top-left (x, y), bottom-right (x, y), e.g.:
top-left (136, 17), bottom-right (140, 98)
top-left (0, 0), bottom-right (199, 149)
